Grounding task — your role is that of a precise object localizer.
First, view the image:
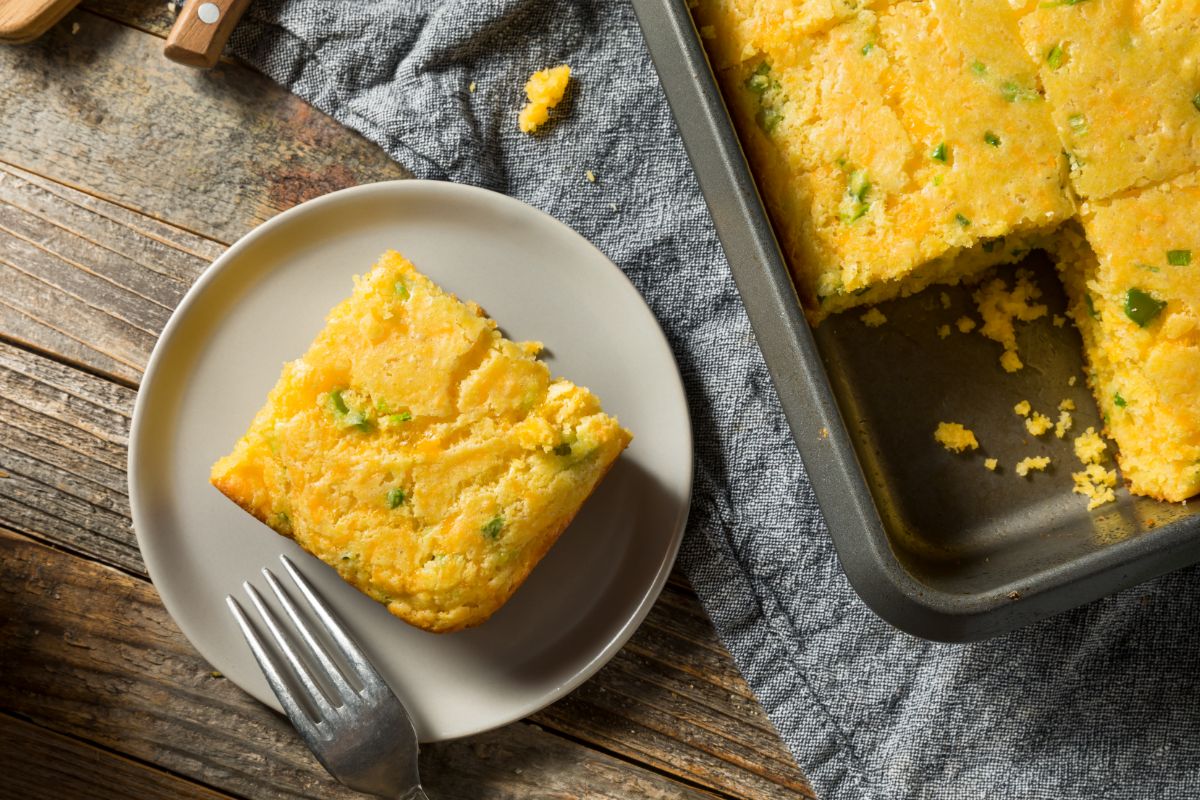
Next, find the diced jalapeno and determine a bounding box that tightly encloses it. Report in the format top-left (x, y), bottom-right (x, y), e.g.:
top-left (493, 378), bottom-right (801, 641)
top-left (327, 389), bottom-right (371, 432)
top-left (1001, 82), bottom-right (1037, 103)
top-left (329, 390), bottom-right (350, 415)
top-left (386, 488), bottom-right (406, 508)
top-left (1193, 93), bottom-right (1200, 113)
top-left (746, 62), bottom-right (772, 94)
top-left (930, 142), bottom-right (947, 162)
top-left (1123, 288), bottom-right (1165, 327)
top-left (970, 61), bottom-right (987, 76)
top-left (1047, 43), bottom-right (1065, 69)
top-left (1113, 392), bottom-right (1126, 408)
top-left (1067, 113), bottom-right (1088, 136)
top-left (861, 42), bottom-right (875, 56)
top-left (981, 237), bottom-right (1004, 253)
top-left (553, 442), bottom-right (573, 456)
top-left (394, 281), bottom-right (410, 299)
top-left (1167, 249), bottom-right (1192, 266)
top-left (955, 213), bottom-right (971, 228)
top-left (756, 107), bottom-right (783, 133)
top-left (839, 169), bottom-right (871, 223)
top-left (481, 516), bottom-right (505, 540)
top-left (388, 411), bottom-right (413, 424)
top-left (1084, 293), bottom-right (1098, 320)
top-left (984, 131), bottom-right (1001, 147)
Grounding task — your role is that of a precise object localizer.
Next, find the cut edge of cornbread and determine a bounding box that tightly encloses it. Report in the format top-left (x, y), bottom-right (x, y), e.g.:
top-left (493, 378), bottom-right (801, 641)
top-left (1052, 215), bottom-right (1200, 503)
top-left (211, 251), bottom-right (633, 633)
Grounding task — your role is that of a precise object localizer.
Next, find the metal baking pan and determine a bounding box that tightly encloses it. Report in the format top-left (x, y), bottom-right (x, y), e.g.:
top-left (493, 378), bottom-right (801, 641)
top-left (631, 0), bottom-right (1200, 641)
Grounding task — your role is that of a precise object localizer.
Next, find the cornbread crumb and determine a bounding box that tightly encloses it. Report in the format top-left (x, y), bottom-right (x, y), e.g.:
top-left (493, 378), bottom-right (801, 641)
top-left (1025, 412), bottom-right (1052, 437)
top-left (937, 325), bottom-right (951, 339)
top-left (1015, 456), bottom-right (1051, 477)
top-left (1055, 410), bottom-right (1073, 439)
top-left (1058, 398), bottom-right (1075, 411)
top-left (1073, 427), bottom-right (1108, 467)
top-left (585, 170), bottom-right (596, 183)
top-left (984, 458), bottom-right (999, 471)
top-left (939, 292), bottom-right (951, 310)
top-left (469, 81), bottom-right (477, 93)
top-left (935, 422), bottom-right (979, 453)
top-left (1068, 376), bottom-right (1077, 387)
top-left (1000, 350), bottom-right (1024, 373)
top-left (700, 24), bottom-right (716, 39)
top-left (860, 308), bottom-right (887, 327)
top-left (1072, 427), bottom-right (1117, 509)
top-left (1013, 400), bottom-right (1031, 417)
top-left (1052, 315), bottom-right (1066, 328)
top-left (973, 269), bottom-right (1047, 373)
top-left (955, 316), bottom-right (977, 334)
top-left (518, 65), bottom-right (571, 134)
top-left (818, 427), bottom-right (829, 440)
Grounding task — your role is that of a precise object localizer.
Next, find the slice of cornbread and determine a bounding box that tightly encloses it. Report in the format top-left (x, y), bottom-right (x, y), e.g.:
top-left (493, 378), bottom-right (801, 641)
top-left (1018, 0), bottom-right (1200, 200)
top-left (706, 1), bottom-right (1072, 321)
top-left (1055, 175), bottom-right (1200, 501)
top-left (211, 251), bottom-right (632, 632)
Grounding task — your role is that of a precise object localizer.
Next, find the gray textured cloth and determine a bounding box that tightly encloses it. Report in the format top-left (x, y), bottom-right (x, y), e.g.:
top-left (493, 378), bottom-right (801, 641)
top-left (225, 3), bottom-right (1200, 798)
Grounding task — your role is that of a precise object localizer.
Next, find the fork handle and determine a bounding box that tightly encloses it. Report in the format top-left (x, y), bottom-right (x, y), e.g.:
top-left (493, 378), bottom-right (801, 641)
top-left (164, 0), bottom-right (252, 68)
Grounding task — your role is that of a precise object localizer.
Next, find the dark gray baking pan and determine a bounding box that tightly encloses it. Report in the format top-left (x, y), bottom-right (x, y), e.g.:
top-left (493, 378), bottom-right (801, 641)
top-left (631, 0), bottom-right (1200, 641)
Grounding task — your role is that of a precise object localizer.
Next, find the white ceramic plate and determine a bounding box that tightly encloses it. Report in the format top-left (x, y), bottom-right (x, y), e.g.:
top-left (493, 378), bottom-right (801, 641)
top-left (128, 180), bottom-right (692, 741)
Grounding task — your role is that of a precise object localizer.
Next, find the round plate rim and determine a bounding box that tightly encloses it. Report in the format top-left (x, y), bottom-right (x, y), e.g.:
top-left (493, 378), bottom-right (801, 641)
top-left (127, 179), bottom-right (694, 740)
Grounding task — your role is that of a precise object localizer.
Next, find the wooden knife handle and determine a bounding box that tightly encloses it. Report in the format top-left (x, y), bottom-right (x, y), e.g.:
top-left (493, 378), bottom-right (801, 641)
top-left (164, 0), bottom-right (252, 68)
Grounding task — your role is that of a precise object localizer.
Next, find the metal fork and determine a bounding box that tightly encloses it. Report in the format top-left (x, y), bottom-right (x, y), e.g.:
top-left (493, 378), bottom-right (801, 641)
top-left (227, 554), bottom-right (428, 800)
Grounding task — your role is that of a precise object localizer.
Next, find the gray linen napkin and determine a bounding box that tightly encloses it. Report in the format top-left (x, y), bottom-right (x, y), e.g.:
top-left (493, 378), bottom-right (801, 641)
top-left (223, 2), bottom-right (1200, 797)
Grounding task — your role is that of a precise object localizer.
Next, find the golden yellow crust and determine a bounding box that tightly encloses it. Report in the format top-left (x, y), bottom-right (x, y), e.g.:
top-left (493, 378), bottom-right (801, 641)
top-left (697, 0), bottom-right (1073, 322)
top-left (1056, 182), bottom-right (1200, 502)
top-left (1017, 0), bottom-right (1200, 201)
top-left (211, 251), bottom-right (632, 632)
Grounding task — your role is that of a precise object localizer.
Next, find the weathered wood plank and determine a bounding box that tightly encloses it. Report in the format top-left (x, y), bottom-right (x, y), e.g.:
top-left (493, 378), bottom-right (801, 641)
top-left (0, 528), bottom-right (718, 800)
top-left (0, 163), bottom-right (216, 383)
top-left (0, 713), bottom-right (236, 800)
top-left (0, 8), bottom-right (407, 246)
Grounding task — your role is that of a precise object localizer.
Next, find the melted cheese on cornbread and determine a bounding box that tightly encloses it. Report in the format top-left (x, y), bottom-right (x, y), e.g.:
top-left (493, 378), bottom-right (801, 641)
top-left (698, 0), bottom-right (1073, 322)
top-left (211, 251), bottom-right (632, 632)
top-left (1059, 177), bottom-right (1200, 502)
top-left (1018, 0), bottom-right (1200, 201)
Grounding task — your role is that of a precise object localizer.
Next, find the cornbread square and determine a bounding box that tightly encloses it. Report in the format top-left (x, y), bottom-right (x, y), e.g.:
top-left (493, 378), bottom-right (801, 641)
top-left (211, 251), bottom-right (633, 632)
top-left (1056, 174), bottom-right (1200, 501)
top-left (1018, 0), bottom-right (1200, 200)
top-left (706, 1), bottom-right (1073, 321)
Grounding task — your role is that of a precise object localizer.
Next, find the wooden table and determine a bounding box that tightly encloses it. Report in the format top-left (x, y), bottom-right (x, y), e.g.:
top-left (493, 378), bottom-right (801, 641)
top-left (0, 4), bottom-right (815, 799)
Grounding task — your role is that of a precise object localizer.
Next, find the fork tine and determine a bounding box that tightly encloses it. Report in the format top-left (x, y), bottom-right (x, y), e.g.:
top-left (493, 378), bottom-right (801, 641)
top-left (226, 595), bottom-right (322, 734)
top-left (278, 555), bottom-right (388, 693)
top-left (242, 580), bottom-right (339, 721)
top-left (261, 567), bottom-right (357, 701)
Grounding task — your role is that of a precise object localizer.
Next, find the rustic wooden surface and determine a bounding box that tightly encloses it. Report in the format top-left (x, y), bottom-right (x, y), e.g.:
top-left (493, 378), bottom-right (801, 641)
top-left (0, 4), bottom-right (814, 799)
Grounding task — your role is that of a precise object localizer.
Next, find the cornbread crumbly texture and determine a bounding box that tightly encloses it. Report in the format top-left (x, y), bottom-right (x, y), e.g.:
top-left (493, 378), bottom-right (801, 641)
top-left (973, 268), bottom-right (1048, 372)
top-left (934, 422), bottom-right (979, 453)
top-left (984, 457), bottom-right (999, 471)
top-left (1025, 412), bottom-right (1052, 437)
top-left (1015, 456), bottom-right (1051, 477)
top-left (1055, 175), bottom-right (1200, 502)
top-left (518, 65), bottom-right (571, 134)
top-left (1072, 426), bottom-right (1118, 510)
top-left (860, 308), bottom-right (887, 327)
top-left (210, 251), bottom-right (632, 633)
top-left (694, 0), bottom-right (1073, 322)
top-left (1017, 0), bottom-right (1200, 201)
